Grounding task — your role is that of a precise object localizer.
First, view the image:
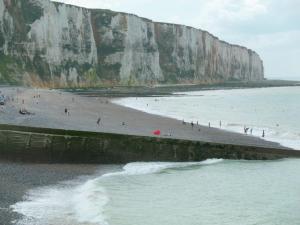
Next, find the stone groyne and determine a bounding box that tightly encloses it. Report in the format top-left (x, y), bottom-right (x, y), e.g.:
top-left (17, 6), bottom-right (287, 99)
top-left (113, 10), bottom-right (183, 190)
top-left (0, 124), bottom-right (299, 163)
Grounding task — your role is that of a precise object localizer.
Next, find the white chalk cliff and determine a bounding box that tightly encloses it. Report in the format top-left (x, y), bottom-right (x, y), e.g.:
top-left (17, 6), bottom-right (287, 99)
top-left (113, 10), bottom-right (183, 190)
top-left (0, 0), bottom-right (264, 87)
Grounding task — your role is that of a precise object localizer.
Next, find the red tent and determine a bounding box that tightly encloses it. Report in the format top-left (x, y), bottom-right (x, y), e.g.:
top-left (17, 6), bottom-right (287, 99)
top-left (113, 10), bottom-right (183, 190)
top-left (153, 130), bottom-right (161, 135)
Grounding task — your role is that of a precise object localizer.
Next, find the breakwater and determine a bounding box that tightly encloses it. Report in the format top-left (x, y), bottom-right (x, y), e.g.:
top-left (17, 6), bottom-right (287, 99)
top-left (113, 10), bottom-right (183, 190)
top-left (0, 124), bottom-right (299, 163)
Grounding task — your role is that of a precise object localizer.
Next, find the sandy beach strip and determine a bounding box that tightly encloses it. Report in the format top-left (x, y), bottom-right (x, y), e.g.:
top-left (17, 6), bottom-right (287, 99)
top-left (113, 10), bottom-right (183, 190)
top-left (0, 86), bottom-right (285, 149)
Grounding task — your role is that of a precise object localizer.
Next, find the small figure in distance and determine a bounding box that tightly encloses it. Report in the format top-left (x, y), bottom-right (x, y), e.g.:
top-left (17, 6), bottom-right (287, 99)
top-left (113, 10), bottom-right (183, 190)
top-left (97, 117), bottom-right (101, 126)
top-left (244, 127), bottom-right (249, 134)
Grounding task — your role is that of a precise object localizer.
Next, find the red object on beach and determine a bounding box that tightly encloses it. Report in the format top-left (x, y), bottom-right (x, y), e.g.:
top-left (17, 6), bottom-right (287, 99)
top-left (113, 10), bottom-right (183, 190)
top-left (153, 130), bottom-right (161, 135)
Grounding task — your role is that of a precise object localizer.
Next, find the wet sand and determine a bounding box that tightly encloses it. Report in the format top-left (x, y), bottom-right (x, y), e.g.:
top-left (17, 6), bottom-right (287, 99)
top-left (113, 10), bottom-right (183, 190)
top-left (0, 86), bottom-right (285, 149)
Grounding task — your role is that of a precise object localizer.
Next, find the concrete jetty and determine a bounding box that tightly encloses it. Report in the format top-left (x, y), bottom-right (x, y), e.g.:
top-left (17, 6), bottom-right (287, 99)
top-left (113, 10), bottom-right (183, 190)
top-left (1, 124), bottom-right (300, 163)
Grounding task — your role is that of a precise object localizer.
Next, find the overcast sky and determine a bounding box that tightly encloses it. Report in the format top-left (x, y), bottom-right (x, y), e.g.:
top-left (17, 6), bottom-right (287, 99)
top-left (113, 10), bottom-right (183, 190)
top-left (53, 0), bottom-right (300, 80)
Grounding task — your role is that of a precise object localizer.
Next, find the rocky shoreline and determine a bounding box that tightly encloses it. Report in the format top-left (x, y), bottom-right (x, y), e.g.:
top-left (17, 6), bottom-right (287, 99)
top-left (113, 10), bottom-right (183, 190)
top-left (65, 80), bottom-right (300, 97)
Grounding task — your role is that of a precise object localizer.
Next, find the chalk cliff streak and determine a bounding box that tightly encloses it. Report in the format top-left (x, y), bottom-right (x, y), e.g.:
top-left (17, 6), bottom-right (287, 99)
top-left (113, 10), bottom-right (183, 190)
top-left (0, 0), bottom-right (264, 87)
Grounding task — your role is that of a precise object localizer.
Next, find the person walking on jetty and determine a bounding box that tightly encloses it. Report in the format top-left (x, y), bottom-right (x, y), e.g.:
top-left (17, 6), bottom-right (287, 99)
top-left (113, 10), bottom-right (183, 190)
top-left (244, 127), bottom-right (249, 134)
top-left (97, 117), bottom-right (101, 126)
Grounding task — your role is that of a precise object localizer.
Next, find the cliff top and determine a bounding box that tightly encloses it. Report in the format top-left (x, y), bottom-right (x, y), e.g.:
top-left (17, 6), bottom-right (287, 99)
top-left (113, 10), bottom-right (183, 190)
top-left (49, 0), bottom-right (260, 57)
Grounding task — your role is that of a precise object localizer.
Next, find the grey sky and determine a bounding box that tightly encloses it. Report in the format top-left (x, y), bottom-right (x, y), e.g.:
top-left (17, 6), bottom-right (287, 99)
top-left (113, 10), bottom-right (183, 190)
top-left (54, 0), bottom-right (300, 80)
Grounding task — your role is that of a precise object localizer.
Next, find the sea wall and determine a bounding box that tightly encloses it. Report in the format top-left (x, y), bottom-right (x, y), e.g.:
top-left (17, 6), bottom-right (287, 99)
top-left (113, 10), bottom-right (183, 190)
top-left (0, 0), bottom-right (264, 87)
top-left (0, 124), bottom-right (299, 163)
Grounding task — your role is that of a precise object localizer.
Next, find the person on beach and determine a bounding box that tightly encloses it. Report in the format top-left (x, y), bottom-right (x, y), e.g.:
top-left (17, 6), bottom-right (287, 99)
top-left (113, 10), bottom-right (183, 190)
top-left (191, 122), bottom-right (194, 129)
top-left (219, 121), bottom-right (222, 128)
top-left (262, 130), bottom-right (265, 138)
top-left (208, 122), bottom-right (211, 128)
top-left (97, 117), bottom-right (101, 126)
top-left (65, 108), bottom-right (68, 115)
top-left (250, 128), bottom-right (253, 135)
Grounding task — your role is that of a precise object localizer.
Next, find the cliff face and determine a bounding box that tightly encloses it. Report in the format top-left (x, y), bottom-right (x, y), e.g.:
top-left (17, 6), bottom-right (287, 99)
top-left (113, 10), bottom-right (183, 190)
top-left (0, 0), bottom-right (264, 87)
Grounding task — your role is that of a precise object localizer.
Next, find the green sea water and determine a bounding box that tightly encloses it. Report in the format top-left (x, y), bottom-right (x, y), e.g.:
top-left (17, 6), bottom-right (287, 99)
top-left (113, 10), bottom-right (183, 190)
top-left (102, 159), bottom-right (300, 225)
top-left (12, 159), bottom-right (300, 225)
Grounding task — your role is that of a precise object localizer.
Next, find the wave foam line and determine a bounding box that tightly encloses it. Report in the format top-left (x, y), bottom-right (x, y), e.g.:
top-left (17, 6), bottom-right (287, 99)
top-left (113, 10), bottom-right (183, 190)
top-left (103, 158), bottom-right (224, 177)
top-left (11, 159), bottom-right (223, 225)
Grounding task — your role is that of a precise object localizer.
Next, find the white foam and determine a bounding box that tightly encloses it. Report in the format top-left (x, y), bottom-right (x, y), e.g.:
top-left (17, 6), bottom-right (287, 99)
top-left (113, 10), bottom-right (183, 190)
top-left (224, 123), bottom-right (300, 150)
top-left (104, 159), bottom-right (224, 177)
top-left (11, 178), bottom-right (108, 225)
top-left (11, 159), bottom-right (223, 225)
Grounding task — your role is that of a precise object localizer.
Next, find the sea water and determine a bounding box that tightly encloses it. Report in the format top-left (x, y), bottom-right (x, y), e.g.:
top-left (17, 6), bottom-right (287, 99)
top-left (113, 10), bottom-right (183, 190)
top-left (114, 86), bottom-right (300, 149)
top-left (11, 87), bottom-right (300, 225)
top-left (11, 159), bottom-right (300, 225)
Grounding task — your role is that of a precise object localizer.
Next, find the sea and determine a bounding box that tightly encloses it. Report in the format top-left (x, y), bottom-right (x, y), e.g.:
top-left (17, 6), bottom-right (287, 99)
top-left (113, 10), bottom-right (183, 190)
top-left (11, 86), bottom-right (300, 225)
top-left (114, 86), bottom-right (300, 150)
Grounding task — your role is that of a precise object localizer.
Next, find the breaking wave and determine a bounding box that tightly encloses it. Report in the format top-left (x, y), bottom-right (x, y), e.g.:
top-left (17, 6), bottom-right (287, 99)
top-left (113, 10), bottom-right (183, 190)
top-left (11, 159), bottom-right (223, 225)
